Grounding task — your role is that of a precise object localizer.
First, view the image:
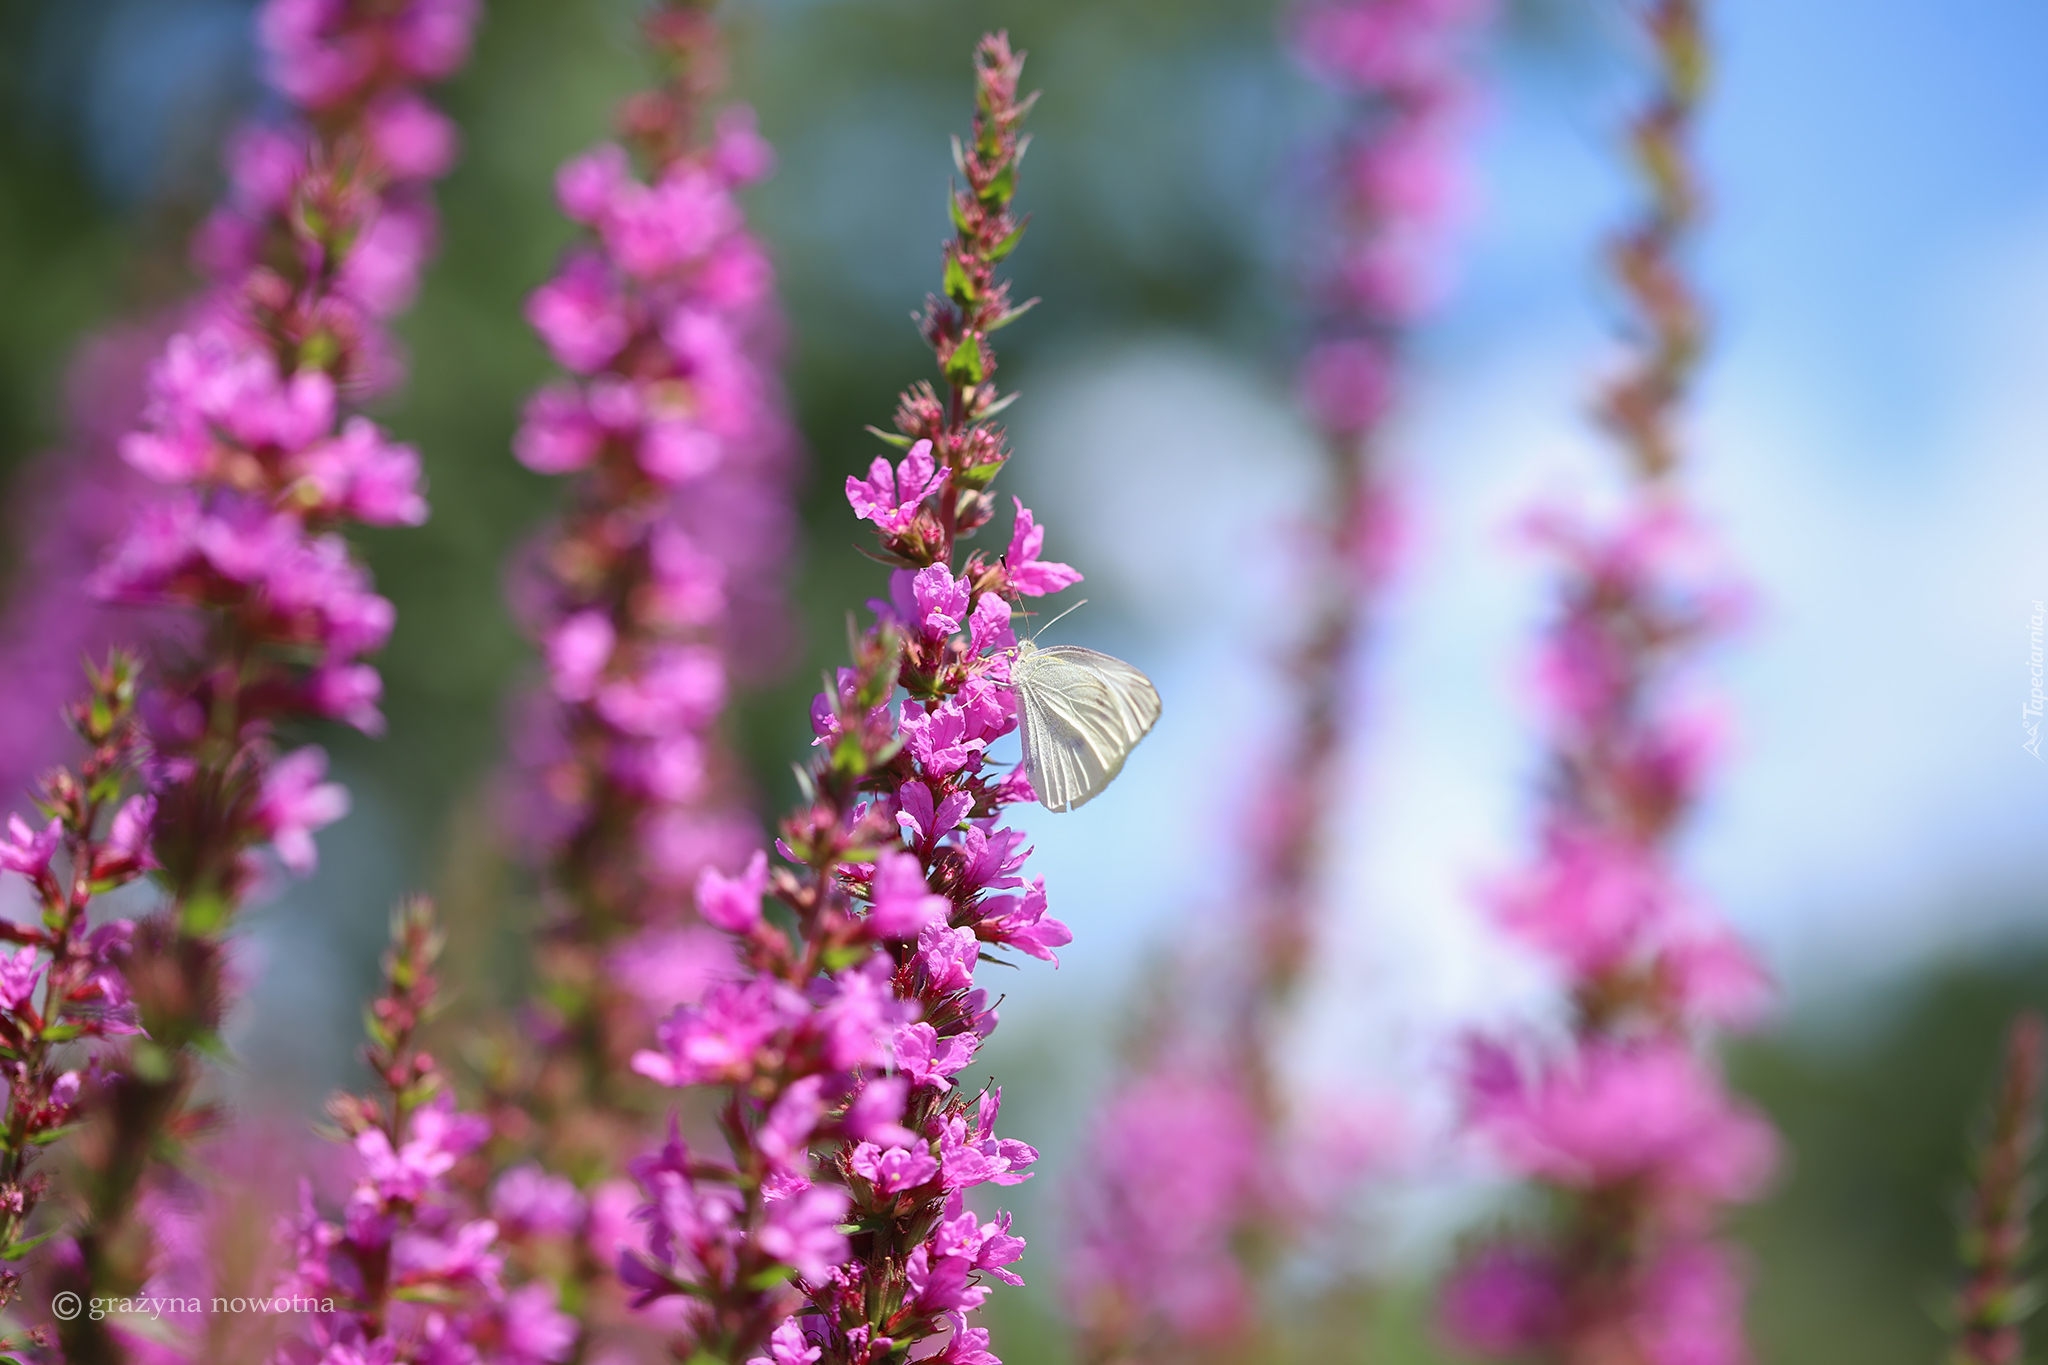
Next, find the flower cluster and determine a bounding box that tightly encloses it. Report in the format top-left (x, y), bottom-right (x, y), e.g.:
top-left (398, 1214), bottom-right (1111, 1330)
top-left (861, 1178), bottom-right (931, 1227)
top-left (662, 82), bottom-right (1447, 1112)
top-left (0, 656), bottom-right (152, 1282)
top-left (97, 0), bottom-right (478, 909)
top-left (1063, 1), bottom-right (1489, 1357)
top-left (51, 0), bottom-right (479, 1348)
top-left (276, 900), bottom-right (577, 1365)
top-left (617, 36), bottom-right (1076, 1365)
top-left (1440, 7), bottom-right (1779, 1363)
top-left (499, 2), bottom-right (801, 1172)
top-left (1065, 1058), bottom-right (1271, 1353)
top-left (1442, 516), bottom-right (1774, 1362)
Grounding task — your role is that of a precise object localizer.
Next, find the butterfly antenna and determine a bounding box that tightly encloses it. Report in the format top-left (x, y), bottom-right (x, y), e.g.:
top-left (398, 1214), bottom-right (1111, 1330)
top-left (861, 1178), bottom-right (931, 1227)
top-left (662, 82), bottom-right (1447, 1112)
top-left (1025, 597), bottom-right (1089, 644)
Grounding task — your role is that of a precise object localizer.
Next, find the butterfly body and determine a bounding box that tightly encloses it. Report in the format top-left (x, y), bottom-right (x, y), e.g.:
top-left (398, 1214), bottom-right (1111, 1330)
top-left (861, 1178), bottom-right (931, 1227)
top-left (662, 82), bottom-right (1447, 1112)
top-left (1010, 638), bottom-right (1162, 812)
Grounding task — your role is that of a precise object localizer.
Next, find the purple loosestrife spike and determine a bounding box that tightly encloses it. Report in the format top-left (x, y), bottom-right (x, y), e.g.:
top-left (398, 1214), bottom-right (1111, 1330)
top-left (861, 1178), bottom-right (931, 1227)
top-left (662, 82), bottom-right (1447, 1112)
top-left (1064, 0), bottom-right (1489, 1359)
top-left (1947, 1011), bottom-right (2047, 1365)
top-left (51, 2), bottom-right (480, 1357)
top-left (481, 6), bottom-right (804, 1355)
top-left (617, 34), bottom-right (1085, 1365)
top-left (0, 656), bottom-right (153, 1344)
top-left (257, 899), bottom-right (579, 1365)
top-left (1437, 6), bottom-right (1779, 1364)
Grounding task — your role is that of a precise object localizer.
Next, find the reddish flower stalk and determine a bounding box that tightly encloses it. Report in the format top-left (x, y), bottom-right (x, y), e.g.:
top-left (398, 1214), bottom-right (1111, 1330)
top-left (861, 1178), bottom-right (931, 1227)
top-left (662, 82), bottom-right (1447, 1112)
top-left (1948, 1011), bottom-right (2047, 1365)
top-left (0, 654), bottom-right (154, 1324)
top-left (52, 3), bottom-right (480, 1355)
top-left (1439, 7), bottom-right (1780, 1365)
top-left (617, 34), bottom-right (1088, 1365)
top-left (495, 0), bottom-right (800, 1175)
top-left (1064, 3), bottom-right (1489, 1359)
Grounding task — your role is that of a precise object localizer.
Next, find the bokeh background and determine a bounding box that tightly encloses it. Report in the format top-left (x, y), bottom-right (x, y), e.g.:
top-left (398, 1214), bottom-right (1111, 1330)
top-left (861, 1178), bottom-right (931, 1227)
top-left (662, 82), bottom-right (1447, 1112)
top-left (2, 0), bottom-right (2046, 1360)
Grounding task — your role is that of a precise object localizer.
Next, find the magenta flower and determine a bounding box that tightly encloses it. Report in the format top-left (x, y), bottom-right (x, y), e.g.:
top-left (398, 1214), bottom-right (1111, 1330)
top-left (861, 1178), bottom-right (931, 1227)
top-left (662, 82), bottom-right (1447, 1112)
top-left (867, 850), bottom-right (952, 939)
top-left (491, 1164), bottom-right (590, 1239)
top-left (634, 977), bottom-right (808, 1087)
top-left (756, 1186), bottom-right (853, 1284)
top-left (254, 745), bottom-right (352, 875)
top-left (1002, 499), bottom-right (1081, 598)
top-left (1466, 1039), bottom-right (1776, 1204)
top-left (0, 946), bottom-right (44, 1014)
top-left (697, 849), bottom-right (771, 934)
top-left (846, 440), bottom-right (949, 538)
top-left (0, 814), bottom-right (61, 881)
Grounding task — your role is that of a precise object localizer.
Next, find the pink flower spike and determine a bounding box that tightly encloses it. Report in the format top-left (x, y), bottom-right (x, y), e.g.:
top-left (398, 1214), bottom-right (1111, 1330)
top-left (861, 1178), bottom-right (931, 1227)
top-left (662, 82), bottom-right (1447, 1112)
top-left (1004, 498), bottom-right (1081, 597)
top-left (697, 849), bottom-right (769, 934)
top-left (868, 850), bottom-right (951, 939)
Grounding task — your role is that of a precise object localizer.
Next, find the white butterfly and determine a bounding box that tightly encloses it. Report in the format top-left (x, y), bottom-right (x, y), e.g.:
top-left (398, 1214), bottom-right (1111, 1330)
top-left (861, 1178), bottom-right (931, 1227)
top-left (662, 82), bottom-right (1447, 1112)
top-left (1010, 637), bottom-right (1162, 812)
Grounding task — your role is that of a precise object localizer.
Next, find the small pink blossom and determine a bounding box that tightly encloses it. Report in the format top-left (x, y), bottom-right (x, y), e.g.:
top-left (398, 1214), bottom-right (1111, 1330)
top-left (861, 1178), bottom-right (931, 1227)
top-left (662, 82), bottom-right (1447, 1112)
top-left (756, 1185), bottom-right (852, 1284)
top-left (851, 1141), bottom-right (941, 1194)
top-left (1003, 499), bottom-right (1081, 597)
top-left (544, 610), bottom-right (616, 704)
top-left (697, 849), bottom-right (770, 933)
top-left (255, 746), bottom-right (351, 874)
top-left (0, 814), bottom-right (61, 881)
top-left (527, 253), bottom-right (631, 375)
top-left (363, 91), bottom-right (459, 179)
top-left (868, 850), bottom-right (951, 939)
top-left (490, 1164), bottom-right (588, 1238)
top-left (846, 441), bottom-right (949, 537)
top-left (0, 945), bottom-right (43, 1014)
top-left (633, 977), bottom-right (808, 1087)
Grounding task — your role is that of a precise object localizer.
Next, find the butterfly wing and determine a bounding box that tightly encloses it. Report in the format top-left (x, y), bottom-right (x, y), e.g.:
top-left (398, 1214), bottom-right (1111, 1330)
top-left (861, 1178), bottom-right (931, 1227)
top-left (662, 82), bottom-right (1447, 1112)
top-left (1015, 646), bottom-right (1161, 812)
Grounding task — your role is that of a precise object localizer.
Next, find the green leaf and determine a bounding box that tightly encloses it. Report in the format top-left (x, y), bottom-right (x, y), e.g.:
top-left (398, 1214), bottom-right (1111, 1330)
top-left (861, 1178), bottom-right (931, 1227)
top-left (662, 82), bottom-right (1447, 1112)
top-left (0, 1226), bottom-right (62, 1259)
top-left (948, 193), bottom-right (973, 238)
top-left (985, 220), bottom-right (1028, 263)
top-left (130, 1040), bottom-right (177, 1083)
top-left (744, 1263), bottom-right (798, 1291)
top-left (941, 252), bottom-right (977, 306)
top-left (28, 1122), bottom-right (82, 1147)
top-left (179, 892), bottom-right (230, 937)
top-left (944, 337), bottom-right (987, 387)
top-left (987, 297), bottom-right (1039, 332)
top-left (864, 425), bottom-right (913, 449)
top-left (39, 1023), bottom-right (84, 1045)
top-left (977, 162), bottom-right (1016, 208)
